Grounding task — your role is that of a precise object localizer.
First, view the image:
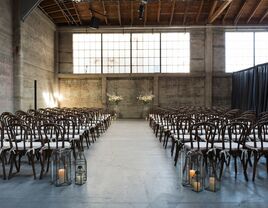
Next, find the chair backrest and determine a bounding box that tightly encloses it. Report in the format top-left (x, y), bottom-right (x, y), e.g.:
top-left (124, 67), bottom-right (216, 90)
top-left (220, 122), bottom-right (248, 150)
top-left (38, 123), bottom-right (65, 149)
top-left (188, 122), bottom-right (217, 151)
top-left (249, 121), bottom-right (268, 151)
top-left (7, 123), bottom-right (34, 151)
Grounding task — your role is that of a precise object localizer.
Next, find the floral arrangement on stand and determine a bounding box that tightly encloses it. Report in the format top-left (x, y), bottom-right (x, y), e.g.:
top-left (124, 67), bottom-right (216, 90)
top-left (107, 93), bottom-right (123, 119)
top-left (137, 94), bottom-right (154, 104)
top-left (107, 93), bottom-right (123, 105)
top-left (137, 93), bottom-right (154, 119)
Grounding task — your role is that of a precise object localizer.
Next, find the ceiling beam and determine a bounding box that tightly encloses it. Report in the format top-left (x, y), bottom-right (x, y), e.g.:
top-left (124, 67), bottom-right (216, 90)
top-left (118, 0), bottom-right (121, 26)
top-left (60, 1), bottom-right (78, 25)
top-left (157, 0), bottom-right (161, 23)
top-left (208, 0), bottom-right (218, 20)
top-left (209, 0), bottom-right (233, 24)
top-left (144, 4), bottom-right (148, 26)
top-left (247, 0), bottom-right (264, 23)
top-left (196, 0), bottom-right (204, 23)
top-left (169, 0), bottom-right (176, 26)
top-left (259, 8), bottom-right (268, 23)
top-left (234, 0), bottom-right (248, 25)
top-left (54, 0), bottom-right (71, 24)
top-left (72, 2), bottom-right (81, 25)
top-left (222, 1), bottom-right (233, 23)
top-left (183, 2), bottom-right (189, 25)
top-left (101, 0), bottom-right (108, 25)
top-left (131, 0), bottom-right (133, 26)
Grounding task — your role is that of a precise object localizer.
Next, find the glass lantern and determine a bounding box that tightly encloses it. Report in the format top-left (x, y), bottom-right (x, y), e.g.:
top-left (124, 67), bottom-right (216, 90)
top-left (75, 151), bottom-right (87, 185)
top-left (51, 148), bottom-right (72, 186)
top-left (205, 157), bottom-right (221, 192)
top-left (182, 150), bottom-right (204, 192)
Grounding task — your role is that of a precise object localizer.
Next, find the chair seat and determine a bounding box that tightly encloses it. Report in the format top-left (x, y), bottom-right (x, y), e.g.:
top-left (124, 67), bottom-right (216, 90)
top-left (184, 142), bottom-right (210, 150)
top-left (12, 141), bottom-right (41, 150)
top-left (68, 134), bottom-right (80, 141)
top-left (173, 134), bottom-right (191, 141)
top-left (214, 142), bottom-right (241, 150)
top-left (1, 141), bottom-right (11, 150)
top-left (245, 141), bottom-right (268, 150)
top-left (44, 142), bottom-right (71, 149)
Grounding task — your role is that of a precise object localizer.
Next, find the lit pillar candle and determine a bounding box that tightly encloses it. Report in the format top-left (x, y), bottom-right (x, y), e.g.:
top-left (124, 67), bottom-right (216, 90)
top-left (189, 169), bottom-right (195, 184)
top-left (193, 181), bottom-right (201, 192)
top-left (58, 168), bottom-right (65, 184)
top-left (209, 177), bottom-right (215, 191)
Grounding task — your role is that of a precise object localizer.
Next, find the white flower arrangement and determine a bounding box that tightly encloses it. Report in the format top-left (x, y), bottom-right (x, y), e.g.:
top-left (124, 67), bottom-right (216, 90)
top-left (137, 94), bottom-right (154, 104)
top-left (107, 93), bottom-right (123, 105)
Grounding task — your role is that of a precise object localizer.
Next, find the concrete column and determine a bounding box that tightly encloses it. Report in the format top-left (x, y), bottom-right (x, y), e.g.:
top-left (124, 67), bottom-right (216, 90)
top-left (54, 31), bottom-right (60, 107)
top-left (153, 76), bottom-right (159, 107)
top-left (13, 0), bottom-right (23, 112)
top-left (102, 76), bottom-right (107, 108)
top-left (204, 28), bottom-right (213, 108)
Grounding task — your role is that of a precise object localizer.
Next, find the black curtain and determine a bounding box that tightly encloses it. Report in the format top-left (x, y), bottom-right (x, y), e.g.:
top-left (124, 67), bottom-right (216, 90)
top-left (232, 63), bottom-right (268, 115)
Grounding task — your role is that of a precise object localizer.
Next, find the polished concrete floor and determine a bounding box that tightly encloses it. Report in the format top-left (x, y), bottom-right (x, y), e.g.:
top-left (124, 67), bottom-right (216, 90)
top-left (1, 120), bottom-right (268, 208)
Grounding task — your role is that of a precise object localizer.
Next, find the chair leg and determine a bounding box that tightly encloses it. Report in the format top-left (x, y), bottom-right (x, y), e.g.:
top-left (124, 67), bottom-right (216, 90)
top-left (29, 152), bottom-right (36, 180)
top-left (234, 156), bottom-right (238, 178)
top-left (171, 139), bottom-right (175, 157)
top-left (1, 155), bottom-right (6, 180)
top-left (252, 152), bottom-right (258, 181)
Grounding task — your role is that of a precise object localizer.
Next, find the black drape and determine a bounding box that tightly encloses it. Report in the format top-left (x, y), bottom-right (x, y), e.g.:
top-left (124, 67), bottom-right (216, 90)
top-left (232, 63), bottom-right (268, 115)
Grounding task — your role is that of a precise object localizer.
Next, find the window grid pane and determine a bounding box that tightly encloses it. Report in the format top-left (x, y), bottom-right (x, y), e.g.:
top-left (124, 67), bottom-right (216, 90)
top-left (255, 32), bottom-right (268, 65)
top-left (102, 33), bottom-right (131, 73)
top-left (225, 32), bottom-right (254, 73)
top-left (132, 33), bottom-right (160, 73)
top-left (73, 34), bottom-right (102, 74)
top-left (161, 33), bottom-right (190, 73)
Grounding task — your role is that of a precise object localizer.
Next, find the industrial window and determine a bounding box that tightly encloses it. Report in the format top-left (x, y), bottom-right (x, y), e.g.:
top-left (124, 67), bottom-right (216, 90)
top-left (102, 33), bottom-right (131, 73)
top-left (73, 32), bottom-right (190, 74)
top-left (225, 32), bottom-right (268, 73)
top-left (132, 33), bottom-right (160, 73)
top-left (255, 32), bottom-right (268, 66)
top-left (161, 33), bottom-right (190, 73)
top-left (73, 34), bottom-right (102, 73)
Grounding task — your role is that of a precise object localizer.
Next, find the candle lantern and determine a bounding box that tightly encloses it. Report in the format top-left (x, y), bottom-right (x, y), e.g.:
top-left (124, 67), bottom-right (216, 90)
top-left (182, 150), bottom-right (204, 192)
top-left (205, 157), bottom-right (221, 192)
top-left (51, 149), bottom-right (72, 186)
top-left (75, 151), bottom-right (87, 185)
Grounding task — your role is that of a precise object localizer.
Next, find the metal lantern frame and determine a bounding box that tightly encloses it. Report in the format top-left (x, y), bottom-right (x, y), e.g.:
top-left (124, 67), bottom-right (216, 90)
top-left (204, 154), bottom-right (221, 192)
top-left (182, 150), bottom-right (204, 192)
top-left (51, 148), bottom-right (72, 186)
top-left (75, 151), bottom-right (87, 185)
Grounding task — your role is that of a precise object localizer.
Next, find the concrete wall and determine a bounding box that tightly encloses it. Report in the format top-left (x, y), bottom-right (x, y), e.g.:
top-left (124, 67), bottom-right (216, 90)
top-left (19, 9), bottom-right (56, 111)
top-left (0, 0), bottom-right (13, 112)
top-left (58, 28), bottom-right (232, 118)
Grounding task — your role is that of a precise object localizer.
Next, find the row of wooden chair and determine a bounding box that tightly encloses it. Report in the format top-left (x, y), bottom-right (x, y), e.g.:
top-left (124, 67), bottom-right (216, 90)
top-left (149, 106), bottom-right (268, 181)
top-left (0, 107), bottom-right (112, 180)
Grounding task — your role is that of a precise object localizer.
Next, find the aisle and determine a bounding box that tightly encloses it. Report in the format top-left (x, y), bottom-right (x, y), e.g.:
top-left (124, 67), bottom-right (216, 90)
top-left (86, 119), bottom-right (181, 207)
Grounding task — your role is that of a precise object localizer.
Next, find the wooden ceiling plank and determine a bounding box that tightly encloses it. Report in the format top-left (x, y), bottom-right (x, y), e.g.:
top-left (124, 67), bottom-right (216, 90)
top-left (118, 0), bottom-right (121, 26)
top-left (234, 0), bottom-right (248, 25)
top-left (209, 0), bottom-right (233, 24)
top-left (38, 6), bottom-right (55, 23)
top-left (131, 0), bottom-right (133, 26)
top-left (247, 0), bottom-right (264, 23)
top-left (157, 0), bottom-right (161, 23)
top-left (61, 1), bottom-right (78, 25)
top-left (144, 4), bottom-right (148, 26)
top-left (169, 0), bottom-right (176, 26)
top-left (53, 0), bottom-right (71, 24)
top-left (183, 1), bottom-right (189, 25)
top-left (102, 0), bottom-right (108, 25)
top-left (222, 0), bottom-right (233, 23)
top-left (259, 8), bottom-right (268, 23)
top-left (196, 0), bottom-right (204, 23)
top-left (208, 0), bottom-right (218, 20)
top-left (72, 2), bottom-right (81, 25)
